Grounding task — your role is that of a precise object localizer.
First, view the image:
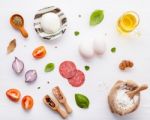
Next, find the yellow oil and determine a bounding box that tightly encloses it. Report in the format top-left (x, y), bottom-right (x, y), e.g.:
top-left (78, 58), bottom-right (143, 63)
top-left (117, 11), bottom-right (139, 34)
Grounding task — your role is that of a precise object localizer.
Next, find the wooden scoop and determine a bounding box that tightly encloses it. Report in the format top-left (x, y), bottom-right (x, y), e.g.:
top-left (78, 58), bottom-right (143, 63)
top-left (127, 84), bottom-right (148, 98)
top-left (10, 14), bottom-right (28, 38)
top-left (43, 95), bottom-right (68, 119)
top-left (52, 86), bottom-right (72, 114)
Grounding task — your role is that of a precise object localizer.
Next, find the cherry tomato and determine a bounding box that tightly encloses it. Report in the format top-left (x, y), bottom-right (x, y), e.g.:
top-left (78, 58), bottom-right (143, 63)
top-left (6, 89), bottom-right (21, 102)
top-left (32, 46), bottom-right (46, 59)
top-left (22, 95), bottom-right (34, 110)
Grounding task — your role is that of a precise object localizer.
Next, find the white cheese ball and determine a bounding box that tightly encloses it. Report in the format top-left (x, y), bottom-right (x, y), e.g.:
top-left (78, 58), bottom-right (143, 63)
top-left (93, 37), bottom-right (106, 55)
top-left (79, 40), bottom-right (94, 59)
top-left (41, 13), bottom-right (61, 34)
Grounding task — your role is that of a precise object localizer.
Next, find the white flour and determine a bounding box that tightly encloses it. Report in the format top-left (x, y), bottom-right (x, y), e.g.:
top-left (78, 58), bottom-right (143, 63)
top-left (116, 89), bottom-right (138, 110)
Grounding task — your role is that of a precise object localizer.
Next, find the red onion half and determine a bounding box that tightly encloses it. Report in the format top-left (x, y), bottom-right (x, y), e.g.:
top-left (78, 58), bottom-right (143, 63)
top-left (25, 70), bottom-right (37, 83)
top-left (12, 57), bottom-right (24, 74)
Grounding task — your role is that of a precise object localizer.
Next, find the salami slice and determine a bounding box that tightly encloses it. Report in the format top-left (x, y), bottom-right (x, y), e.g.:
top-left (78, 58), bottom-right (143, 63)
top-left (59, 61), bottom-right (77, 79)
top-left (68, 70), bottom-right (85, 87)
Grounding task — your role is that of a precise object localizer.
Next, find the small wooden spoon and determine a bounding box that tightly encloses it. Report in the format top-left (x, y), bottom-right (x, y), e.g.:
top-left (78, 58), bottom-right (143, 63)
top-left (52, 86), bottom-right (72, 113)
top-left (43, 95), bottom-right (68, 119)
top-left (10, 14), bottom-right (28, 38)
top-left (127, 84), bottom-right (148, 98)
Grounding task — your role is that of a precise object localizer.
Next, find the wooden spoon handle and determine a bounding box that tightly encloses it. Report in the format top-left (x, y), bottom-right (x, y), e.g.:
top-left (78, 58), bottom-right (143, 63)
top-left (19, 27), bottom-right (28, 38)
top-left (127, 84), bottom-right (148, 98)
top-left (57, 108), bottom-right (68, 119)
top-left (64, 102), bottom-right (72, 113)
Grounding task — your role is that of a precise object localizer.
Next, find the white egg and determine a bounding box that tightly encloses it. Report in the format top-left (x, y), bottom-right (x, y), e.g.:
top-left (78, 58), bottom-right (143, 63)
top-left (79, 40), bottom-right (94, 58)
top-left (93, 37), bottom-right (106, 55)
top-left (41, 13), bottom-right (61, 34)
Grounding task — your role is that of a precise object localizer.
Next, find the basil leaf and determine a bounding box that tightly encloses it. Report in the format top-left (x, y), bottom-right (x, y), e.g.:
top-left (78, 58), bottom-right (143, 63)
top-left (90, 10), bottom-right (104, 26)
top-left (45, 63), bottom-right (55, 72)
top-left (75, 93), bottom-right (90, 108)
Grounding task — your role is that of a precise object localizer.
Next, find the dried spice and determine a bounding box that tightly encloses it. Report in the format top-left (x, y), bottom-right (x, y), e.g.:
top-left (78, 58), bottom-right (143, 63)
top-left (78, 14), bottom-right (82, 18)
top-left (119, 60), bottom-right (134, 70)
top-left (7, 39), bottom-right (16, 54)
top-left (45, 96), bottom-right (55, 108)
top-left (37, 87), bottom-right (41, 89)
top-left (13, 16), bottom-right (23, 26)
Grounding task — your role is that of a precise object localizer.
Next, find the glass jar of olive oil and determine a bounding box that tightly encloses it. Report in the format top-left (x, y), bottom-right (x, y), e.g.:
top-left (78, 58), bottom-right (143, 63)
top-left (117, 11), bottom-right (139, 34)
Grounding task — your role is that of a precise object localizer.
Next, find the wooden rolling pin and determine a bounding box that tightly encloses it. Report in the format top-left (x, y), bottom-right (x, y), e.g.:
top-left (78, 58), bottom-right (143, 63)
top-left (43, 95), bottom-right (68, 119)
top-left (52, 86), bottom-right (72, 113)
top-left (127, 84), bottom-right (148, 98)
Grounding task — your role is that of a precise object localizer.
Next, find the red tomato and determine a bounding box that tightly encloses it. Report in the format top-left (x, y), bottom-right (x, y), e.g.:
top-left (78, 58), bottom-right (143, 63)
top-left (22, 95), bottom-right (34, 110)
top-left (6, 89), bottom-right (21, 102)
top-left (32, 46), bottom-right (46, 59)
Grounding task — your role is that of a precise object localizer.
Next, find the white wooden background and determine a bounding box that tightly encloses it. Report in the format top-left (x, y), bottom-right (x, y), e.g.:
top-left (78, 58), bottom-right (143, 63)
top-left (0, 0), bottom-right (150, 120)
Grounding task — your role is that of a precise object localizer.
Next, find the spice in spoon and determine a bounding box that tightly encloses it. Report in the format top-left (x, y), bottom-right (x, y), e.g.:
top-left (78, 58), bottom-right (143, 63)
top-left (10, 14), bottom-right (28, 38)
top-left (13, 16), bottom-right (23, 26)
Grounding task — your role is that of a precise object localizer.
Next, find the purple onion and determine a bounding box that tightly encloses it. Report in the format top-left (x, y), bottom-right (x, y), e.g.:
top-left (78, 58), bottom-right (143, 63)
top-left (25, 70), bottom-right (37, 83)
top-left (12, 57), bottom-right (24, 74)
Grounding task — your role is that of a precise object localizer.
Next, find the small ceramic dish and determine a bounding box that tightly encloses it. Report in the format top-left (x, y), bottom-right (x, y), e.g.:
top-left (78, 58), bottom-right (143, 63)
top-left (34, 6), bottom-right (67, 40)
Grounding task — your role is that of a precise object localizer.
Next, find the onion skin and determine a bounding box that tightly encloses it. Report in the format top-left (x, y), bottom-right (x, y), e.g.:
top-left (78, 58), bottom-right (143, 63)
top-left (12, 57), bottom-right (24, 74)
top-left (25, 70), bottom-right (37, 83)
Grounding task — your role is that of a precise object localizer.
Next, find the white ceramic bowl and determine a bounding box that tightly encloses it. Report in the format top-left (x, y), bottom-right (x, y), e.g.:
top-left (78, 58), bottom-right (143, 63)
top-left (34, 6), bottom-right (67, 40)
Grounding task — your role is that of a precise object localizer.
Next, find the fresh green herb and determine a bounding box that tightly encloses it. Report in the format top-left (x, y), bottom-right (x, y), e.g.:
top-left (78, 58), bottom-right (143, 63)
top-left (45, 63), bottom-right (55, 72)
top-left (85, 66), bottom-right (90, 71)
top-left (74, 31), bottom-right (80, 36)
top-left (75, 93), bottom-right (90, 108)
top-left (37, 87), bottom-right (41, 89)
top-left (90, 10), bottom-right (104, 26)
top-left (111, 47), bottom-right (116, 53)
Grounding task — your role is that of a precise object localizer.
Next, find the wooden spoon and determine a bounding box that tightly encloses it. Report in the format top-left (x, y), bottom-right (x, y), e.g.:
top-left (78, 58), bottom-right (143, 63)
top-left (43, 95), bottom-right (68, 119)
top-left (127, 84), bottom-right (148, 98)
top-left (52, 86), bottom-right (72, 113)
top-left (10, 14), bottom-right (28, 38)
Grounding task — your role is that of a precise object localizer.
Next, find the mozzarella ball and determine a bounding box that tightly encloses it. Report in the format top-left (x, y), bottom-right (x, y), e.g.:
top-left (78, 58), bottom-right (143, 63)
top-left (79, 40), bottom-right (94, 59)
top-left (93, 38), bottom-right (106, 55)
top-left (41, 13), bottom-right (61, 34)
